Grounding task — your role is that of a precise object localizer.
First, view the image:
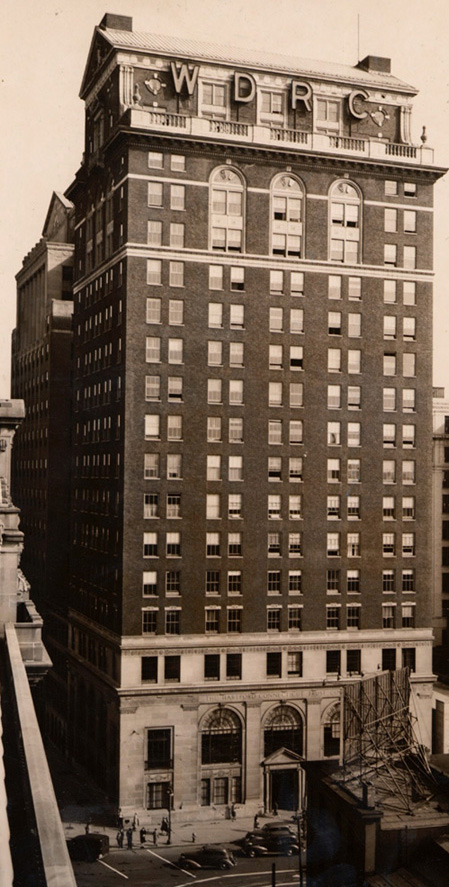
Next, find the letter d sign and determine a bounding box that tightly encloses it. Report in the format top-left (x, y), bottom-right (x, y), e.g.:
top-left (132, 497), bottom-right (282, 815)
top-left (234, 72), bottom-right (256, 103)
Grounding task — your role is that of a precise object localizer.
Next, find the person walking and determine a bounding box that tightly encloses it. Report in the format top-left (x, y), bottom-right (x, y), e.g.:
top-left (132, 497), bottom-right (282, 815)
top-left (253, 814), bottom-right (259, 830)
top-left (133, 812), bottom-right (139, 830)
top-left (152, 828), bottom-right (158, 846)
top-left (140, 826), bottom-right (147, 845)
top-left (126, 827), bottom-right (133, 849)
top-left (116, 830), bottom-right (124, 848)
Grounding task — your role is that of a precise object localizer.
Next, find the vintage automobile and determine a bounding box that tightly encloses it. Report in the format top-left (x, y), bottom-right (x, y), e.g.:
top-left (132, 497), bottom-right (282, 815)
top-left (178, 845), bottom-right (237, 870)
top-left (66, 832), bottom-right (110, 861)
top-left (243, 829), bottom-right (299, 857)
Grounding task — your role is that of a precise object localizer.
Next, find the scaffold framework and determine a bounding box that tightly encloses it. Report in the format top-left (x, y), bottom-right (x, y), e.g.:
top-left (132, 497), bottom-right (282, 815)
top-left (340, 668), bottom-right (436, 814)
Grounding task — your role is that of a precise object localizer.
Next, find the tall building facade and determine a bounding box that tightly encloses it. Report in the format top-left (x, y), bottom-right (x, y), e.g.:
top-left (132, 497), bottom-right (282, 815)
top-left (11, 192), bottom-right (74, 749)
top-left (53, 14), bottom-right (445, 815)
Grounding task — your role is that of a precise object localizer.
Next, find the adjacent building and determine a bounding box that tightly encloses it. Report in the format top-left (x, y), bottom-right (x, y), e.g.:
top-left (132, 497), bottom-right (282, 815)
top-left (11, 192), bottom-right (74, 749)
top-left (13, 13), bottom-right (446, 818)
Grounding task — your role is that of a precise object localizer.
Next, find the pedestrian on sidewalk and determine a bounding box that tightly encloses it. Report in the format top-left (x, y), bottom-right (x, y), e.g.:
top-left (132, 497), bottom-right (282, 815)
top-left (133, 812), bottom-right (139, 830)
top-left (140, 827), bottom-right (147, 845)
top-left (152, 828), bottom-right (158, 846)
top-left (84, 822), bottom-right (91, 835)
top-left (116, 830), bottom-right (124, 848)
top-left (272, 801), bottom-right (278, 816)
top-left (126, 827), bottom-right (133, 849)
top-left (117, 808), bottom-right (123, 829)
top-left (192, 832), bottom-right (196, 843)
top-left (230, 803), bottom-right (236, 820)
top-left (253, 814), bottom-right (259, 830)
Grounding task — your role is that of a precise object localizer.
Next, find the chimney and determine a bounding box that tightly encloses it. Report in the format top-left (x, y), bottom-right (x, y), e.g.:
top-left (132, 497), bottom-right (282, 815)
top-left (357, 55), bottom-right (391, 74)
top-left (99, 13), bottom-right (133, 31)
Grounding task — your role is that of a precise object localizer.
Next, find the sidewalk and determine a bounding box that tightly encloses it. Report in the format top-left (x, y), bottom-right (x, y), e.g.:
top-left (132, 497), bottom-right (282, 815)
top-left (45, 742), bottom-right (294, 850)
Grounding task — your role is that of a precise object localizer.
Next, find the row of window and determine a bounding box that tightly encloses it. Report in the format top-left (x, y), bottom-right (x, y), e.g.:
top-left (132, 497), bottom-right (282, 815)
top-left (146, 171), bottom-right (419, 264)
top-left (327, 458), bottom-right (415, 484)
top-left (141, 565), bottom-right (415, 595)
top-left (140, 603), bottom-right (417, 635)
top-left (326, 531), bottom-right (415, 558)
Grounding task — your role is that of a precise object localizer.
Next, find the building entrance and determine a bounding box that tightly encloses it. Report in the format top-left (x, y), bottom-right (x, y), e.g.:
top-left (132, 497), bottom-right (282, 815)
top-left (270, 768), bottom-right (298, 811)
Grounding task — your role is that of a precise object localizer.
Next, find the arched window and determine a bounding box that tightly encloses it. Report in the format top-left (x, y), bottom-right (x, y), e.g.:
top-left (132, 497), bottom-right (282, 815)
top-left (201, 708), bottom-right (242, 764)
top-left (329, 181), bottom-right (361, 263)
top-left (271, 175), bottom-right (303, 257)
top-left (264, 704), bottom-right (303, 757)
top-left (210, 167), bottom-right (244, 253)
top-left (323, 703), bottom-right (341, 757)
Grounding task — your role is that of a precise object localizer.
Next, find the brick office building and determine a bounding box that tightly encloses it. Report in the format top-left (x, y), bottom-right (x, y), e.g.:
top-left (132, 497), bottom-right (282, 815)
top-left (11, 192), bottom-right (74, 750)
top-left (58, 14), bottom-right (446, 815)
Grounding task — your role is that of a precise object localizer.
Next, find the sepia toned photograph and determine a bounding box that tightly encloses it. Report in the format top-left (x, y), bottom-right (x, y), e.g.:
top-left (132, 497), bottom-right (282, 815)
top-left (1, 1), bottom-right (449, 884)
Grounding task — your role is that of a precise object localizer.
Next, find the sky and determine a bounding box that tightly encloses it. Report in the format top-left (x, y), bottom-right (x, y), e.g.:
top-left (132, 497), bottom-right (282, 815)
top-left (1, 0), bottom-right (449, 397)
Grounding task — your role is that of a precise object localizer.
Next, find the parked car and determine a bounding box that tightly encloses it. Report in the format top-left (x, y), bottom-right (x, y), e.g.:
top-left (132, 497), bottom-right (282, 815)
top-left (178, 845), bottom-right (237, 870)
top-left (243, 830), bottom-right (299, 857)
top-left (67, 832), bottom-right (110, 861)
top-left (261, 822), bottom-right (296, 836)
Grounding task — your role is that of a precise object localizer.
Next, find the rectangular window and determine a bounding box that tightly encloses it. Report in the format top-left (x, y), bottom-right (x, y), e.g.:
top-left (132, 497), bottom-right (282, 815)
top-left (209, 266), bottom-right (223, 290)
top-left (148, 151), bottom-right (163, 168)
top-left (289, 533), bottom-right (302, 556)
top-left (167, 415), bottom-right (182, 440)
top-left (144, 493), bottom-right (158, 518)
top-left (347, 570), bottom-right (360, 593)
top-left (170, 184), bottom-right (185, 210)
top-left (166, 493), bottom-right (181, 519)
top-left (230, 267), bottom-right (244, 291)
top-left (383, 459), bottom-right (396, 483)
top-left (328, 348), bottom-right (341, 372)
top-left (143, 532), bottom-right (158, 557)
top-left (327, 495), bottom-right (340, 519)
top-left (166, 532), bottom-right (181, 557)
top-left (206, 532), bottom-right (220, 557)
top-left (403, 246), bottom-right (416, 270)
top-left (267, 608), bottom-right (281, 632)
top-left (208, 302), bottom-right (223, 328)
top-left (269, 382), bottom-right (282, 407)
top-left (268, 532), bottom-right (281, 555)
top-left (327, 569), bottom-right (340, 592)
top-left (142, 656), bottom-right (158, 682)
top-left (327, 458), bottom-right (340, 482)
top-left (402, 569), bottom-right (415, 592)
top-left (328, 311), bottom-right (342, 335)
top-left (383, 354), bottom-right (397, 376)
top-left (327, 421), bottom-right (341, 445)
top-left (385, 180), bottom-right (398, 196)
top-left (169, 223), bottom-right (185, 249)
top-left (348, 314), bottom-right (361, 337)
top-left (348, 422), bottom-right (360, 447)
top-left (228, 494), bottom-right (242, 519)
top-left (230, 304), bottom-right (244, 328)
top-left (289, 420), bottom-right (303, 444)
top-left (404, 210), bottom-right (417, 233)
top-left (204, 653), bottom-right (220, 679)
top-left (228, 532), bottom-right (242, 557)
top-left (229, 342), bottom-right (244, 367)
top-left (402, 605), bottom-right (415, 628)
top-left (402, 497), bottom-right (415, 520)
top-left (384, 208), bottom-right (397, 232)
top-left (327, 533), bottom-right (340, 556)
top-left (228, 455), bottom-right (243, 481)
top-left (269, 420), bottom-right (282, 445)
top-left (207, 416), bottom-right (221, 441)
top-left (328, 385), bottom-right (341, 409)
top-left (169, 262), bottom-right (184, 287)
top-left (168, 377), bottom-right (183, 401)
top-left (147, 260), bottom-right (162, 286)
top-left (383, 388), bottom-right (396, 411)
top-left (206, 493), bottom-right (221, 519)
top-left (402, 460), bottom-right (415, 484)
top-left (347, 606), bottom-right (360, 629)
top-left (142, 609), bottom-right (157, 634)
top-left (269, 345), bottom-right (283, 369)
top-left (383, 496), bottom-right (395, 519)
top-left (270, 270), bottom-right (284, 293)
top-left (348, 277), bottom-right (361, 300)
top-left (347, 495), bottom-right (360, 519)
top-left (404, 182), bottom-right (417, 197)
top-left (171, 154), bottom-right (185, 171)
top-left (168, 300), bottom-right (183, 325)
top-left (166, 570), bottom-right (180, 595)
top-left (145, 414), bottom-right (160, 439)
top-left (229, 417), bottom-right (243, 443)
top-left (382, 648), bottom-right (396, 670)
top-left (383, 423), bottom-right (396, 447)
top-left (288, 609), bottom-right (302, 632)
top-left (402, 648), bottom-right (416, 672)
top-left (289, 457), bottom-right (303, 481)
top-left (384, 280), bottom-right (397, 304)
top-left (403, 281), bottom-right (416, 306)
top-left (268, 571), bottom-right (281, 594)
top-left (143, 570), bottom-right (158, 595)
top-left (208, 340), bottom-right (223, 366)
top-left (290, 383), bottom-right (303, 408)
top-left (267, 652), bottom-right (282, 677)
top-left (147, 220), bottom-right (162, 246)
top-left (167, 454), bottom-right (182, 478)
top-left (164, 655), bottom-right (180, 681)
top-left (227, 609), bottom-right (242, 633)
top-left (383, 316), bottom-right (397, 339)
top-left (290, 308), bottom-right (304, 333)
top-left (383, 570), bottom-right (395, 592)
top-left (382, 605), bottom-right (395, 629)
top-left (291, 271), bottom-right (304, 296)
top-left (269, 307), bottom-right (283, 332)
top-left (348, 460), bottom-right (360, 483)
top-left (326, 606), bottom-right (340, 629)
top-left (383, 533), bottom-right (395, 556)
top-left (168, 338), bottom-right (183, 364)
top-left (268, 495), bottom-right (281, 520)
top-left (347, 533), bottom-right (360, 557)
top-left (144, 453), bottom-right (159, 479)
top-left (207, 379), bottom-right (222, 403)
top-left (290, 346), bottom-right (303, 370)
top-left (289, 495), bottom-right (301, 519)
top-left (403, 389), bottom-right (416, 412)
top-left (226, 652), bottom-right (242, 679)
top-left (205, 609), bottom-right (220, 634)
top-left (145, 375), bottom-right (160, 401)
top-left (384, 244), bottom-right (397, 266)
top-left (148, 181), bottom-right (163, 206)
top-left (328, 275), bottom-right (342, 300)
top-left (206, 570), bottom-right (220, 594)
top-left (207, 454), bottom-right (221, 481)
top-left (347, 649), bottom-right (361, 674)
top-left (348, 350), bottom-right (361, 374)
top-left (326, 650), bottom-right (341, 674)
top-left (229, 380), bottom-right (243, 405)
top-left (288, 571), bottom-right (302, 594)
top-left (402, 532), bottom-right (415, 556)
top-left (403, 353), bottom-right (416, 377)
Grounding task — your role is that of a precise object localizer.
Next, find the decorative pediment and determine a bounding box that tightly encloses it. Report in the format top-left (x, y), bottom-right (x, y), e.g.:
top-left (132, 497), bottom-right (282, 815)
top-left (42, 192), bottom-right (74, 242)
top-left (262, 746), bottom-right (304, 767)
top-left (80, 28), bottom-right (114, 100)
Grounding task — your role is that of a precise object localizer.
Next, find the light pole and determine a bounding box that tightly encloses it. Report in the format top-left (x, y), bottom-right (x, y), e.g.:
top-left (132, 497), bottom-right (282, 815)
top-left (167, 789), bottom-right (173, 845)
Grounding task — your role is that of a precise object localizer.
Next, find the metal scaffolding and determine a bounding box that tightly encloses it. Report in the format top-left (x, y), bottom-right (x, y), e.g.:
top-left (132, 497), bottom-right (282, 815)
top-left (340, 669), bottom-right (435, 814)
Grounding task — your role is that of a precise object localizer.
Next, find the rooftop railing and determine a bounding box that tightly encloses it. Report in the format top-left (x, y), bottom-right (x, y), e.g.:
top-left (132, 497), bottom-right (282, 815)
top-left (127, 108), bottom-right (435, 165)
